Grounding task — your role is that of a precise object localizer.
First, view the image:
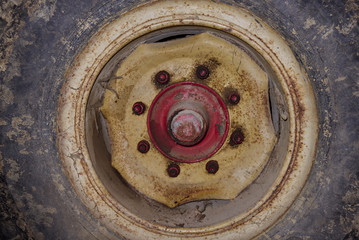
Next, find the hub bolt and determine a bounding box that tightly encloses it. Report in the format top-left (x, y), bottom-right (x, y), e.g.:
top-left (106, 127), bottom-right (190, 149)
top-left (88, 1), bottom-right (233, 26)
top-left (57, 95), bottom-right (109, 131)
top-left (155, 71), bottom-right (170, 84)
top-left (137, 140), bottom-right (150, 153)
top-left (196, 65), bottom-right (210, 79)
top-left (167, 163), bottom-right (180, 177)
top-left (230, 130), bottom-right (244, 145)
top-left (206, 160), bottom-right (219, 174)
top-left (132, 102), bottom-right (146, 115)
top-left (228, 92), bottom-right (240, 105)
top-left (169, 109), bottom-right (207, 146)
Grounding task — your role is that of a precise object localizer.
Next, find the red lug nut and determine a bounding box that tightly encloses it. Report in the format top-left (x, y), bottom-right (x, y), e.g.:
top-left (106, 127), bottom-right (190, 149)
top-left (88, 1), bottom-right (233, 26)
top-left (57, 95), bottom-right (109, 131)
top-left (132, 102), bottom-right (146, 115)
top-left (196, 65), bottom-right (210, 79)
top-left (230, 130), bottom-right (244, 145)
top-left (137, 140), bottom-right (150, 153)
top-left (228, 92), bottom-right (240, 105)
top-left (155, 71), bottom-right (170, 84)
top-left (167, 163), bottom-right (180, 177)
top-left (206, 160), bottom-right (219, 174)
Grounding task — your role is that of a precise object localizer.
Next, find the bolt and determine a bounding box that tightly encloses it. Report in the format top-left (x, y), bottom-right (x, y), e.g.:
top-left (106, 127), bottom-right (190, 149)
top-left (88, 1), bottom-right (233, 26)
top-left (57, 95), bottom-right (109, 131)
top-left (169, 110), bottom-right (207, 146)
top-left (206, 160), bottom-right (219, 174)
top-left (137, 140), bottom-right (150, 153)
top-left (167, 163), bottom-right (180, 177)
top-left (230, 130), bottom-right (244, 145)
top-left (132, 102), bottom-right (146, 115)
top-left (196, 65), bottom-right (210, 79)
top-left (155, 71), bottom-right (170, 84)
top-left (228, 92), bottom-right (240, 105)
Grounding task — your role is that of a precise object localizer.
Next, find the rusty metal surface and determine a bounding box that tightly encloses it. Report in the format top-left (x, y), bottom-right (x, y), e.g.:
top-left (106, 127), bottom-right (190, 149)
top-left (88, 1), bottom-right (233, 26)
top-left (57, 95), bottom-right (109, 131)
top-left (169, 109), bottom-right (207, 146)
top-left (100, 33), bottom-right (277, 208)
top-left (57, 1), bottom-right (318, 239)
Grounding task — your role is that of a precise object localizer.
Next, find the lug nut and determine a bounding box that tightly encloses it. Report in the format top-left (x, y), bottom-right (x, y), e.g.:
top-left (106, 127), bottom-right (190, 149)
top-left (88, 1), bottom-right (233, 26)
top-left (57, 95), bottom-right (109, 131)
top-left (167, 163), bottom-right (180, 177)
top-left (132, 102), bottom-right (146, 115)
top-left (206, 160), bottom-right (219, 174)
top-left (228, 92), bottom-right (240, 105)
top-left (137, 140), bottom-right (150, 153)
top-left (196, 65), bottom-right (210, 79)
top-left (230, 130), bottom-right (244, 145)
top-left (155, 71), bottom-right (170, 84)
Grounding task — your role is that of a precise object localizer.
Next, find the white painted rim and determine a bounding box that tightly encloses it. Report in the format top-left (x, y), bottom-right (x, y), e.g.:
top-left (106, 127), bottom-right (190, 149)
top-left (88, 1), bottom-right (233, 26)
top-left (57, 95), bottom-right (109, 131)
top-left (58, 1), bottom-right (318, 239)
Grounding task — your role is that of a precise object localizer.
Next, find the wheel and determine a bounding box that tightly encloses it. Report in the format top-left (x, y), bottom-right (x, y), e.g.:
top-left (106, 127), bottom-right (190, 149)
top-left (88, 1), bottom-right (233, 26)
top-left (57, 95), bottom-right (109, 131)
top-left (1, 0), bottom-right (358, 239)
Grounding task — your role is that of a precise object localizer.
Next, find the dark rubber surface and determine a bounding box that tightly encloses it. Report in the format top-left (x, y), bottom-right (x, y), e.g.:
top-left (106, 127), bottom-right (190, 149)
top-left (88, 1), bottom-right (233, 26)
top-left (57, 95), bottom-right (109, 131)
top-left (0, 0), bottom-right (358, 239)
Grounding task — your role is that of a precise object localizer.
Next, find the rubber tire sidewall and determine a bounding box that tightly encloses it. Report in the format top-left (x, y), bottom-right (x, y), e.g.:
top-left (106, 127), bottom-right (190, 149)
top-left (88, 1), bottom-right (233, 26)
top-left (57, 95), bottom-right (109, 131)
top-left (0, 0), bottom-right (358, 239)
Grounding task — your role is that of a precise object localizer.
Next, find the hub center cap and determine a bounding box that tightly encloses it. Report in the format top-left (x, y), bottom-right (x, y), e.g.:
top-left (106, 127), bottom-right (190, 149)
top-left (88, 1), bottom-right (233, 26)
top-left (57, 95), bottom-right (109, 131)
top-left (148, 82), bottom-right (229, 163)
top-left (169, 109), bottom-right (207, 146)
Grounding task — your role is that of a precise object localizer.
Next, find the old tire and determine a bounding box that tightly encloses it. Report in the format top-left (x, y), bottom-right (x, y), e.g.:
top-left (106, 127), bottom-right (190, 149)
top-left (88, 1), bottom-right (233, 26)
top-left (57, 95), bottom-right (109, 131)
top-left (0, 0), bottom-right (358, 239)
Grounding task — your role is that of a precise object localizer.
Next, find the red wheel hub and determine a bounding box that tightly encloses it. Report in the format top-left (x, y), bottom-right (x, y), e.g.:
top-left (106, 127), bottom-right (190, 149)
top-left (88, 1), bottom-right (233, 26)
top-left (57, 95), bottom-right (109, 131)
top-left (147, 82), bottom-right (229, 163)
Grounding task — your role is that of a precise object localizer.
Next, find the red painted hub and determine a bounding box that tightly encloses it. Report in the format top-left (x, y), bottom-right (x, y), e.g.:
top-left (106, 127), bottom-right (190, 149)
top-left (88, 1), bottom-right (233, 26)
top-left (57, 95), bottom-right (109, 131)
top-left (147, 82), bottom-right (229, 163)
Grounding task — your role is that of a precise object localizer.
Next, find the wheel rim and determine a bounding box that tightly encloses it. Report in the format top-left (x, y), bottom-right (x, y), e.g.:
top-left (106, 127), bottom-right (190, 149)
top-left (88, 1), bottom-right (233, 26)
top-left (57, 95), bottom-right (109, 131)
top-left (58, 1), bottom-right (318, 239)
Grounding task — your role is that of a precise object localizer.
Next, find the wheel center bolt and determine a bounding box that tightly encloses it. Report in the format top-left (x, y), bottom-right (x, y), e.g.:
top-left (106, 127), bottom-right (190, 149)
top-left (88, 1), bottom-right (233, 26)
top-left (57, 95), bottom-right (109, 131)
top-left (169, 110), bottom-right (207, 146)
top-left (167, 163), bottom-right (180, 177)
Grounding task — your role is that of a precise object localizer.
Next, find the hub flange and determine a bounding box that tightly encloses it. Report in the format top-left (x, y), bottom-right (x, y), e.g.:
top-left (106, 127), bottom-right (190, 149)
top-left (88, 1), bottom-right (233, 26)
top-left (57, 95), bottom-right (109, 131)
top-left (148, 82), bottom-right (229, 162)
top-left (100, 33), bottom-right (277, 207)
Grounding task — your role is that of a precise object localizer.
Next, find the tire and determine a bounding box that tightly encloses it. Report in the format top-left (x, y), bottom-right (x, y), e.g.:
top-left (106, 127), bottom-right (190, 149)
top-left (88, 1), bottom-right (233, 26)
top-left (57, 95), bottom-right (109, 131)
top-left (0, 0), bottom-right (358, 239)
